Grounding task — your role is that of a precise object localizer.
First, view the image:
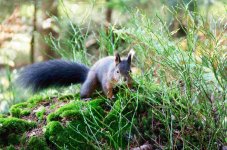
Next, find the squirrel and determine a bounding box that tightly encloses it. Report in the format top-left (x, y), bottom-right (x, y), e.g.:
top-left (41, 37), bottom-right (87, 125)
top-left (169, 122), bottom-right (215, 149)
top-left (17, 51), bottom-right (134, 99)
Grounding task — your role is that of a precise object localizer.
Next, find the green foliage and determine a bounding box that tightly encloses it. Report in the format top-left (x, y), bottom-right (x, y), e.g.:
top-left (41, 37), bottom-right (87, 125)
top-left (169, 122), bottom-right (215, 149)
top-left (48, 17), bottom-right (89, 64)
top-left (114, 6), bottom-right (226, 149)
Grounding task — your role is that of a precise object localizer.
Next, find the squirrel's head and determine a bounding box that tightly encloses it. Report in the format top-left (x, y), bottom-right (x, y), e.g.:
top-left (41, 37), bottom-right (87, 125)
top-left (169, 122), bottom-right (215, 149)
top-left (112, 52), bottom-right (133, 83)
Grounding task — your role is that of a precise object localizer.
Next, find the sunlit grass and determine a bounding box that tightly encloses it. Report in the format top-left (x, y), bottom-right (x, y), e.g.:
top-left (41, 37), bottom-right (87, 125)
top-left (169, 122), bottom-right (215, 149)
top-left (46, 2), bottom-right (226, 147)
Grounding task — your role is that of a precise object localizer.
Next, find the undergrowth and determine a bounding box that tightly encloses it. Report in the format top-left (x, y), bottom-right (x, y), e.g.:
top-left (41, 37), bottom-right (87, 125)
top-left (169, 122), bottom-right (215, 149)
top-left (0, 0), bottom-right (226, 149)
top-left (45, 1), bottom-right (226, 149)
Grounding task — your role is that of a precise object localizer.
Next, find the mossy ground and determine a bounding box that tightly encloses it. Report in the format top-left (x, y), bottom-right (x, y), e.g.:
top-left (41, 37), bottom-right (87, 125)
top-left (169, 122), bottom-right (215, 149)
top-left (0, 83), bottom-right (225, 149)
top-left (0, 89), bottom-right (145, 149)
top-left (0, 117), bottom-right (36, 146)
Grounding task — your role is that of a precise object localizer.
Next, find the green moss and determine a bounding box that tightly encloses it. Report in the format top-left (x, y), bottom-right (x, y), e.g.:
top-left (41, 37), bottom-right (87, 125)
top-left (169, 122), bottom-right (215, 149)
top-left (0, 117), bottom-right (36, 146)
top-left (10, 102), bottom-right (30, 118)
top-left (9, 95), bottom-right (47, 118)
top-left (45, 121), bottom-right (64, 136)
top-left (58, 93), bottom-right (80, 101)
top-left (104, 99), bottom-right (133, 147)
top-left (47, 99), bottom-right (105, 122)
top-left (7, 133), bottom-right (20, 145)
top-left (104, 100), bottom-right (121, 123)
top-left (27, 95), bottom-right (44, 104)
top-left (4, 93), bottom-right (139, 149)
top-left (46, 113), bottom-right (59, 122)
top-left (45, 120), bottom-right (100, 149)
top-left (44, 121), bottom-right (69, 148)
top-left (44, 99), bottom-right (107, 149)
top-left (49, 104), bottom-right (56, 110)
top-left (27, 136), bottom-right (49, 150)
top-left (36, 107), bottom-right (46, 120)
top-left (44, 97), bottom-right (135, 149)
top-left (10, 107), bottom-right (21, 118)
top-left (6, 145), bottom-right (15, 150)
top-left (19, 133), bottom-right (27, 146)
top-left (0, 114), bottom-right (7, 118)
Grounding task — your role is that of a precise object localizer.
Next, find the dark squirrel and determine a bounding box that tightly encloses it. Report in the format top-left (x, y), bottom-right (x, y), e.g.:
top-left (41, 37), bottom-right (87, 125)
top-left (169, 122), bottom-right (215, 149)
top-left (18, 51), bottom-right (134, 99)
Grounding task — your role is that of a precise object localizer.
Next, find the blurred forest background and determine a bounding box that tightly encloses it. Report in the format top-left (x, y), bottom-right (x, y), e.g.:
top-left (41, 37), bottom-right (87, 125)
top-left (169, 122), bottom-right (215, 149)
top-left (0, 0), bottom-right (226, 113)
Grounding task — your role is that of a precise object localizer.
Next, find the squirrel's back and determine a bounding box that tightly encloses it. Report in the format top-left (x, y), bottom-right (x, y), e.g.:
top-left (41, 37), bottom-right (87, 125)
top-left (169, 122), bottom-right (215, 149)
top-left (91, 56), bottom-right (115, 82)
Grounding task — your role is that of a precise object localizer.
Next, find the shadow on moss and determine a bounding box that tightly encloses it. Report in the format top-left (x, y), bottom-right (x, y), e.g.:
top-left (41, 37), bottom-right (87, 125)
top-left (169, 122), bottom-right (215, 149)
top-left (0, 117), bottom-right (36, 146)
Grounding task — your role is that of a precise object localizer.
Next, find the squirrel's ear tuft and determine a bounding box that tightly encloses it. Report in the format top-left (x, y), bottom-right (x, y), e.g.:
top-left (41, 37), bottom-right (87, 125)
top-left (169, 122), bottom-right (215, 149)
top-left (127, 49), bottom-right (135, 65)
top-left (127, 54), bottom-right (131, 65)
top-left (115, 53), bottom-right (121, 65)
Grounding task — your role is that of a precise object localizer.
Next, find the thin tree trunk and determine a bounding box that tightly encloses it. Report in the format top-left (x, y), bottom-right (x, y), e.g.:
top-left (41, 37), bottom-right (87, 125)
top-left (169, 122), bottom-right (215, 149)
top-left (105, 0), bottom-right (112, 34)
top-left (38, 0), bottom-right (58, 61)
top-left (30, 0), bottom-right (37, 63)
top-left (106, 5), bottom-right (112, 23)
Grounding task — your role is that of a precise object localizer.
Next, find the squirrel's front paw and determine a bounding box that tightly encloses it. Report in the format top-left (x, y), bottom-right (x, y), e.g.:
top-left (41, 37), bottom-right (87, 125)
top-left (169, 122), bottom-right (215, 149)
top-left (107, 95), bottom-right (115, 100)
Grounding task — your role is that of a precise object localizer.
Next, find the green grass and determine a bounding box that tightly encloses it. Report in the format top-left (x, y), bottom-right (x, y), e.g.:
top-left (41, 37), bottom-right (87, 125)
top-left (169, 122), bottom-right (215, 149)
top-left (60, 4), bottom-right (225, 149)
top-left (39, 1), bottom-right (227, 149)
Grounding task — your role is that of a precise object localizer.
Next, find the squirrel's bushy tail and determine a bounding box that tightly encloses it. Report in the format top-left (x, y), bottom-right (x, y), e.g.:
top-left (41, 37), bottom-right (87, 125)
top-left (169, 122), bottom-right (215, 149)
top-left (17, 60), bottom-right (89, 92)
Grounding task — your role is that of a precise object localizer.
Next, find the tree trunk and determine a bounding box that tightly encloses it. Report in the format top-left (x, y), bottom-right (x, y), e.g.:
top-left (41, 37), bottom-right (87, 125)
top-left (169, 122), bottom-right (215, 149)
top-left (30, 0), bottom-right (37, 64)
top-left (37, 0), bottom-right (59, 61)
top-left (105, 0), bottom-right (112, 34)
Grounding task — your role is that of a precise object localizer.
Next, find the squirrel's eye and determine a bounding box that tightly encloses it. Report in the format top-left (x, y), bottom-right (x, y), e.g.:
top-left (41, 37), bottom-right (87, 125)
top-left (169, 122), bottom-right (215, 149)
top-left (117, 70), bottom-right (119, 73)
